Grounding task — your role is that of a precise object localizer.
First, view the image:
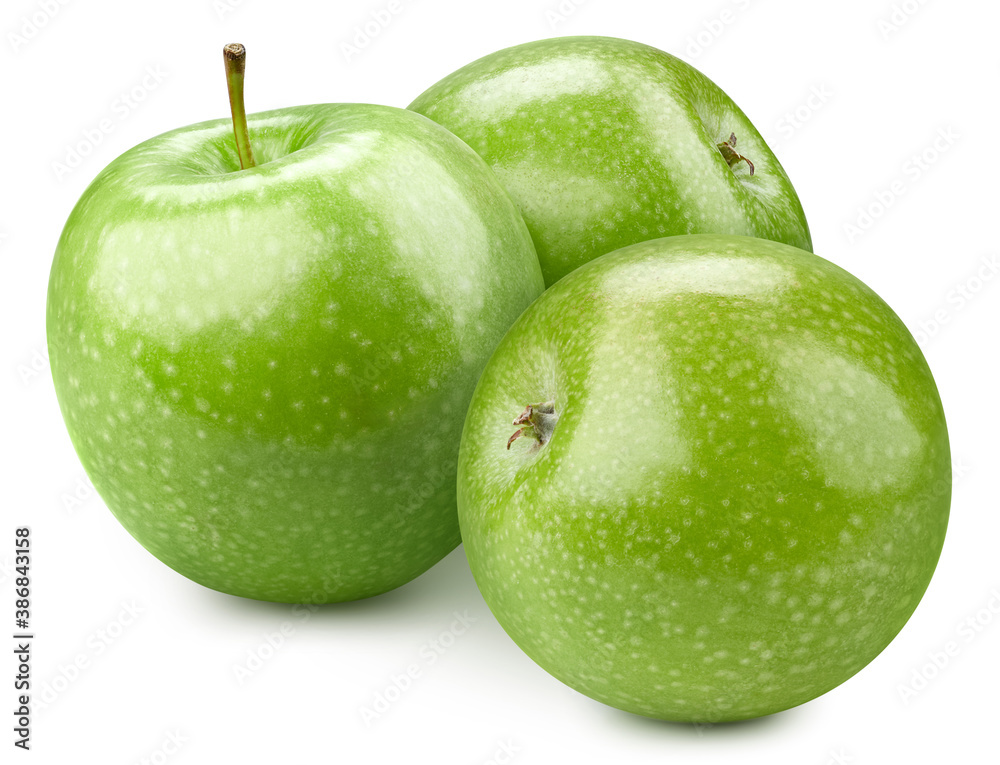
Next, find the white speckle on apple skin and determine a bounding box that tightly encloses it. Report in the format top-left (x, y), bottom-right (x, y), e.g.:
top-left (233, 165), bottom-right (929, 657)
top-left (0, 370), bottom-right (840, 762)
top-left (410, 36), bottom-right (812, 287)
top-left (46, 104), bottom-right (544, 603)
top-left (458, 235), bottom-right (950, 722)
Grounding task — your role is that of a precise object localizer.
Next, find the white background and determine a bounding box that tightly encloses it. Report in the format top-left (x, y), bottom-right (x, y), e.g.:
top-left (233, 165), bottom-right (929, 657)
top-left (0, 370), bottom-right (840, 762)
top-left (2, 0), bottom-right (998, 762)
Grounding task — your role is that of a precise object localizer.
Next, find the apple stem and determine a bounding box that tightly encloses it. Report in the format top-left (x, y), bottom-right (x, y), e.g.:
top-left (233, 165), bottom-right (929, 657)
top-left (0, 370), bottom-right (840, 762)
top-left (223, 43), bottom-right (256, 170)
top-left (507, 402), bottom-right (558, 450)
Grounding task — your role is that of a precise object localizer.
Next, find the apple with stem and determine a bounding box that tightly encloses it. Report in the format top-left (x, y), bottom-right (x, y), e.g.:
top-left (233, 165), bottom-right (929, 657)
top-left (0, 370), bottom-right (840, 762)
top-left (46, 44), bottom-right (544, 603)
top-left (457, 234), bottom-right (950, 721)
top-left (411, 36), bottom-right (812, 286)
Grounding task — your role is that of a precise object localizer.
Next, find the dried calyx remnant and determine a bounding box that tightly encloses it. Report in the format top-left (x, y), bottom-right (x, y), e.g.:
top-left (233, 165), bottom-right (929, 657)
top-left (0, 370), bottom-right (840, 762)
top-left (507, 402), bottom-right (558, 450)
top-left (717, 132), bottom-right (754, 176)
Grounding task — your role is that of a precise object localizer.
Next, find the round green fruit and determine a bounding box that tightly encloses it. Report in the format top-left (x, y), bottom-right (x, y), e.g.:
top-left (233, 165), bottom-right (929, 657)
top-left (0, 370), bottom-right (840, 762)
top-left (457, 235), bottom-right (950, 721)
top-left (47, 100), bottom-right (543, 603)
top-left (410, 36), bottom-right (811, 286)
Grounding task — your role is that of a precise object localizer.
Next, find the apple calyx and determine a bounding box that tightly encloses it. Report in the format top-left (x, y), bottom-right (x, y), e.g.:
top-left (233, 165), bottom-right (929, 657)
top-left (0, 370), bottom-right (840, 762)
top-left (507, 402), bottom-right (557, 450)
top-left (717, 133), bottom-right (754, 176)
top-left (223, 43), bottom-right (257, 170)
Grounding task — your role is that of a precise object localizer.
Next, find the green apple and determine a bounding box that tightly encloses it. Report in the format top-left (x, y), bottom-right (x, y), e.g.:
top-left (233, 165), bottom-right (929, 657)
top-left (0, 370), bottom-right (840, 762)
top-left (410, 36), bottom-right (812, 286)
top-left (457, 235), bottom-right (950, 721)
top-left (46, 45), bottom-right (544, 603)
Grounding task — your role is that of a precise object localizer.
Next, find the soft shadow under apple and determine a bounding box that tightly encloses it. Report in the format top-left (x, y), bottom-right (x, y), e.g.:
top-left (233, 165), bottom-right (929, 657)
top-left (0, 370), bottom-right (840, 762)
top-left (196, 544), bottom-right (486, 626)
top-left (607, 699), bottom-right (807, 739)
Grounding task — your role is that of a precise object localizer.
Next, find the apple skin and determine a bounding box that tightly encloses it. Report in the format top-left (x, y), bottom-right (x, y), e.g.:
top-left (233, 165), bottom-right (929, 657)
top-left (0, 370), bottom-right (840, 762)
top-left (47, 104), bottom-right (544, 603)
top-left (410, 36), bottom-right (812, 286)
top-left (457, 235), bottom-right (950, 721)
